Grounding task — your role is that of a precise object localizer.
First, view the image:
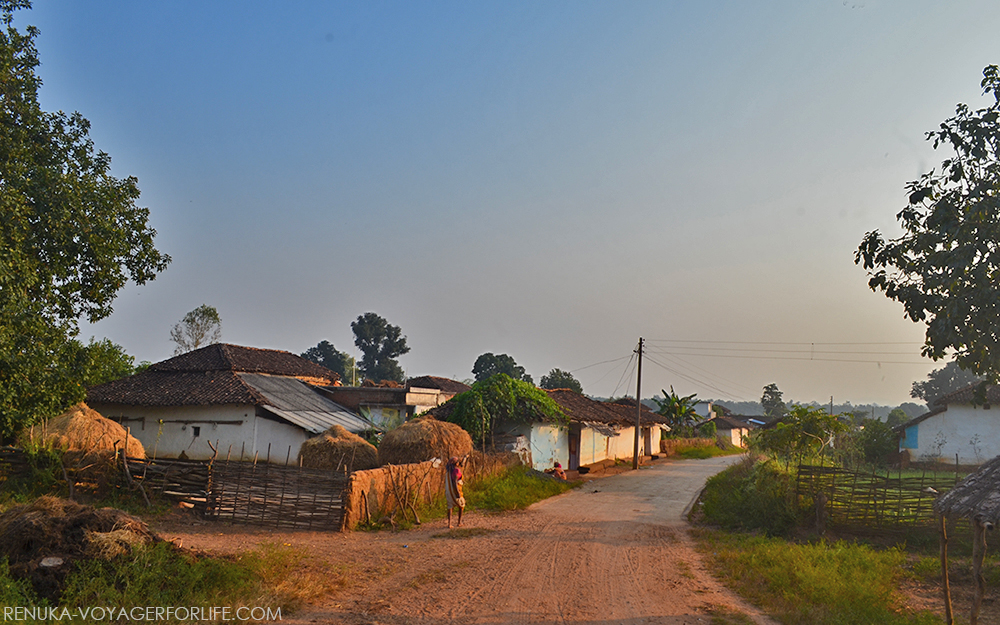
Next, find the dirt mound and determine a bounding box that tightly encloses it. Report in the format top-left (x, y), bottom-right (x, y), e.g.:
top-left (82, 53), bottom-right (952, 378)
top-left (378, 417), bottom-right (472, 466)
top-left (0, 496), bottom-right (158, 599)
top-left (21, 403), bottom-right (145, 465)
top-left (300, 425), bottom-right (378, 471)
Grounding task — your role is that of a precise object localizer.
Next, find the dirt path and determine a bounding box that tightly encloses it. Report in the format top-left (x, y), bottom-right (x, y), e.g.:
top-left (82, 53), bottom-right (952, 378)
top-left (157, 456), bottom-right (777, 625)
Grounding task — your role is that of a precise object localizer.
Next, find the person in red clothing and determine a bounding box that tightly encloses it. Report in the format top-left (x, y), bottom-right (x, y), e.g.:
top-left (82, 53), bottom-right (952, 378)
top-left (551, 462), bottom-right (567, 481)
top-left (445, 456), bottom-right (465, 528)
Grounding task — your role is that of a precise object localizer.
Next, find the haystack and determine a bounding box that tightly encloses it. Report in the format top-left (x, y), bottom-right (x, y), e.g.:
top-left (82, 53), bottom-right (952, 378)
top-left (299, 425), bottom-right (378, 471)
top-left (377, 417), bottom-right (472, 466)
top-left (0, 496), bottom-right (157, 599)
top-left (22, 403), bottom-right (145, 465)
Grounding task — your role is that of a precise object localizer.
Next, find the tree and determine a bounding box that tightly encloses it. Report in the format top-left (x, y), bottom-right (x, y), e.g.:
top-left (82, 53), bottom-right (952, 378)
top-left (652, 386), bottom-right (699, 431)
top-left (539, 368), bottom-right (583, 393)
top-left (80, 338), bottom-right (135, 387)
top-left (301, 340), bottom-right (356, 384)
top-left (750, 404), bottom-right (847, 463)
top-left (856, 65), bottom-right (1000, 384)
top-left (0, 1), bottom-right (169, 438)
top-left (445, 374), bottom-right (565, 451)
top-left (170, 305), bottom-right (222, 355)
top-left (886, 408), bottom-right (910, 428)
top-left (761, 383), bottom-right (787, 421)
top-left (472, 353), bottom-right (533, 384)
top-left (911, 360), bottom-right (983, 407)
top-left (351, 312), bottom-right (409, 383)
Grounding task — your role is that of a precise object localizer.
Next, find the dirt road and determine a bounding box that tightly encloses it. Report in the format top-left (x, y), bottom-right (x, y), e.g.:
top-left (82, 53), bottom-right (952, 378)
top-left (159, 456), bottom-right (777, 625)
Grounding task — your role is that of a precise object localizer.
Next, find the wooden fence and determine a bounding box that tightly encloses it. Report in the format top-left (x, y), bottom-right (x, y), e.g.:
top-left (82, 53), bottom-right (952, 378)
top-left (796, 464), bottom-right (963, 528)
top-left (207, 457), bottom-right (347, 530)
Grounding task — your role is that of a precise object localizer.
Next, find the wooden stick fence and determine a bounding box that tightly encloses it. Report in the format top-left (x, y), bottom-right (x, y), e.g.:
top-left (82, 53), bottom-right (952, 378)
top-left (797, 464), bottom-right (962, 528)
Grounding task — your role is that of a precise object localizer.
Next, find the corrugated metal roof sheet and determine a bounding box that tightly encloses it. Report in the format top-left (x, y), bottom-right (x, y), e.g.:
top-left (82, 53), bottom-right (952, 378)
top-left (239, 373), bottom-right (376, 434)
top-left (261, 407), bottom-right (374, 435)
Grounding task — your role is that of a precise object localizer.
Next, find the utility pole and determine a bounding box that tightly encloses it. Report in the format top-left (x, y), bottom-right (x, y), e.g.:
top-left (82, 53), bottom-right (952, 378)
top-left (633, 337), bottom-right (643, 470)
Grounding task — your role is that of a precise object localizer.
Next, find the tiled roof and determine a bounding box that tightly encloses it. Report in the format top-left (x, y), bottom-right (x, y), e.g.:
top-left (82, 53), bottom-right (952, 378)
top-left (546, 391), bottom-right (669, 426)
top-left (705, 415), bottom-right (754, 431)
top-left (150, 343), bottom-right (339, 381)
top-left (88, 370), bottom-right (267, 407)
top-left (932, 382), bottom-right (1000, 407)
top-left (407, 376), bottom-right (471, 394)
top-left (88, 344), bottom-right (339, 407)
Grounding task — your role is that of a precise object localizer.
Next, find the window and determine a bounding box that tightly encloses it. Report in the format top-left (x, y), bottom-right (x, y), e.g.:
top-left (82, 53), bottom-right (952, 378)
top-left (192, 426), bottom-right (201, 437)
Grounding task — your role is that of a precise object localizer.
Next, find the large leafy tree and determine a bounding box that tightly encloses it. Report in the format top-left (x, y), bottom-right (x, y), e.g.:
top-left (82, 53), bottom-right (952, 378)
top-left (351, 312), bottom-right (409, 383)
top-left (539, 368), bottom-right (583, 394)
top-left (910, 360), bottom-right (983, 408)
top-left (169, 304), bottom-right (221, 355)
top-left (856, 65), bottom-right (1000, 383)
top-left (761, 383), bottom-right (787, 421)
top-left (301, 340), bottom-right (356, 384)
top-left (0, 0), bottom-right (169, 438)
top-left (652, 386), bottom-right (699, 429)
top-left (472, 352), bottom-right (533, 384)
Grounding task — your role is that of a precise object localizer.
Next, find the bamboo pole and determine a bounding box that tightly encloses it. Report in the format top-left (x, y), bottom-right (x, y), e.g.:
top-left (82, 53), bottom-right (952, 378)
top-left (971, 518), bottom-right (987, 625)
top-left (939, 514), bottom-right (953, 625)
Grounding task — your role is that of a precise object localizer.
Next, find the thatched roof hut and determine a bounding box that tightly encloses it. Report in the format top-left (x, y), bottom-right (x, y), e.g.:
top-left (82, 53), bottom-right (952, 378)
top-left (299, 425), bottom-right (378, 472)
top-left (933, 454), bottom-right (1000, 624)
top-left (22, 403), bottom-right (144, 465)
top-left (377, 417), bottom-right (472, 466)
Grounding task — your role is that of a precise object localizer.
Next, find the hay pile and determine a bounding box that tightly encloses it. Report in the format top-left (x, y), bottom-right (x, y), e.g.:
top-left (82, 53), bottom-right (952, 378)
top-left (300, 425), bottom-right (378, 471)
top-left (22, 403), bottom-right (145, 465)
top-left (377, 417), bottom-right (472, 466)
top-left (0, 496), bottom-right (157, 599)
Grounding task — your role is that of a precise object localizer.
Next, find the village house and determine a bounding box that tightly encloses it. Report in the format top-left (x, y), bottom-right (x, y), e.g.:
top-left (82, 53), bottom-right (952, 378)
top-left (87, 343), bottom-right (375, 464)
top-left (898, 383), bottom-right (1000, 465)
top-left (316, 376), bottom-right (470, 429)
top-left (701, 414), bottom-right (754, 448)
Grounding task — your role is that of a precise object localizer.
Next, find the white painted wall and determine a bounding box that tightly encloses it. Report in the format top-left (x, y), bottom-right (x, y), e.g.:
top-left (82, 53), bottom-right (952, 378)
top-left (900, 404), bottom-right (1000, 465)
top-left (515, 422), bottom-right (665, 471)
top-left (89, 403), bottom-right (308, 464)
top-left (718, 427), bottom-right (748, 448)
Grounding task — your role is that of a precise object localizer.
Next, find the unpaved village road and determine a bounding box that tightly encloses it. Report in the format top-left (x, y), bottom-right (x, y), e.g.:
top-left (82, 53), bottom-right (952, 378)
top-left (158, 456), bottom-right (778, 625)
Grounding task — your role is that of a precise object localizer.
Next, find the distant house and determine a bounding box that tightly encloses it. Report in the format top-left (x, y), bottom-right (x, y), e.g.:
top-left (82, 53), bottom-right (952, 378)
top-left (316, 376), bottom-right (470, 428)
top-left (898, 384), bottom-right (1000, 465)
top-left (504, 391), bottom-right (670, 471)
top-left (701, 415), bottom-right (753, 448)
top-left (87, 344), bottom-right (375, 464)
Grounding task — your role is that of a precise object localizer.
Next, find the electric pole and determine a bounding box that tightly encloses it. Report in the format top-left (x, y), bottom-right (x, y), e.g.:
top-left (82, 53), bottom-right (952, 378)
top-left (633, 337), bottom-right (643, 470)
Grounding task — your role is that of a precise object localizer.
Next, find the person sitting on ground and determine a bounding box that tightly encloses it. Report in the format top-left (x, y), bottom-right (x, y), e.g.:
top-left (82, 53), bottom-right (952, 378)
top-left (551, 462), bottom-right (567, 480)
top-left (445, 456), bottom-right (465, 528)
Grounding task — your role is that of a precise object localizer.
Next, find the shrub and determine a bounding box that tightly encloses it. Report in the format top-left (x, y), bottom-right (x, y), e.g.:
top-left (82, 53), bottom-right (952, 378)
top-left (699, 457), bottom-right (802, 536)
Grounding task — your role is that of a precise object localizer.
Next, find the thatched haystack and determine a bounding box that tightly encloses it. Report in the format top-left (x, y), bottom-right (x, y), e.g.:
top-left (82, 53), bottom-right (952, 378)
top-left (0, 496), bottom-right (157, 599)
top-left (377, 416), bottom-right (472, 466)
top-left (23, 403), bottom-right (144, 465)
top-left (300, 425), bottom-right (378, 471)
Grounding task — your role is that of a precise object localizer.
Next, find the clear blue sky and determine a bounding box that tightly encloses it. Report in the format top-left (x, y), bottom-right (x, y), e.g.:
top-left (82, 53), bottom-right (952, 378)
top-left (24, 1), bottom-right (1000, 405)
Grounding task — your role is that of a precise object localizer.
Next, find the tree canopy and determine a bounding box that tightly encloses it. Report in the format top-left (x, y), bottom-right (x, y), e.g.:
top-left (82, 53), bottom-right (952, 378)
top-left (301, 340), bottom-right (356, 384)
top-left (0, 0), bottom-right (169, 438)
top-left (472, 352), bottom-right (533, 384)
top-left (445, 374), bottom-right (565, 450)
top-left (539, 368), bottom-right (583, 393)
top-left (761, 383), bottom-right (787, 421)
top-left (169, 305), bottom-right (221, 355)
top-left (856, 65), bottom-right (1000, 382)
top-left (351, 312), bottom-right (409, 383)
top-left (910, 360), bottom-right (983, 408)
top-left (653, 386), bottom-right (699, 430)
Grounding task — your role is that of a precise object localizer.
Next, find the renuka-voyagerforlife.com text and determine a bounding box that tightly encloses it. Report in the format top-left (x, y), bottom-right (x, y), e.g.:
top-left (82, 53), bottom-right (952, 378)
top-left (2, 606), bottom-right (282, 622)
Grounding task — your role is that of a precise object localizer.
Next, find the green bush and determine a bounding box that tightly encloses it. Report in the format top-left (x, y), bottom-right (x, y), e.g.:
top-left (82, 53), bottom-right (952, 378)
top-left (699, 458), bottom-right (802, 536)
top-left (467, 465), bottom-right (576, 511)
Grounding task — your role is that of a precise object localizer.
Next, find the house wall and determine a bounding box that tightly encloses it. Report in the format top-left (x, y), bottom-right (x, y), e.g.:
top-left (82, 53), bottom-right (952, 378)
top-left (719, 427), bottom-right (748, 448)
top-left (899, 405), bottom-right (1000, 464)
top-left (88, 403), bottom-right (307, 464)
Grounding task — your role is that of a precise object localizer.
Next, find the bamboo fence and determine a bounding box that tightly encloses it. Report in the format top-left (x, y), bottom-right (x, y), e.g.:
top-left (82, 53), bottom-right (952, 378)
top-left (797, 464), bottom-right (963, 528)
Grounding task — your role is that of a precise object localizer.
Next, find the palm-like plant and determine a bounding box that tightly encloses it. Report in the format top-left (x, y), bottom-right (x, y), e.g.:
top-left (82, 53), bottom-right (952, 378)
top-left (653, 386), bottom-right (700, 429)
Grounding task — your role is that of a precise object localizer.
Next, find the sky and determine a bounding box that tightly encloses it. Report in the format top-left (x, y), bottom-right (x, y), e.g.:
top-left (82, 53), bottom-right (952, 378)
top-left (22, 1), bottom-right (1000, 406)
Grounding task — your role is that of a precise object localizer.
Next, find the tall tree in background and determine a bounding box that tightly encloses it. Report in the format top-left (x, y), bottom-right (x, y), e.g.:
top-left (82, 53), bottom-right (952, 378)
top-left (911, 360), bottom-right (983, 408)
top-left (301, 340), bottom-right (356, 384)
top-left (472, 353), bottom-right (533, 384)
top-left (761, 383), bottom-right (787, 421)
top-left (0, 0), bottom-right (169, 438)
top-left (539, 368), bottom-right (583, 394)
top-left (351, 312), bottom-right (409, 383)
top-left (170, 305), bottom-right (222, 355)
top-left (856, 66), bottom-right (1000, 389)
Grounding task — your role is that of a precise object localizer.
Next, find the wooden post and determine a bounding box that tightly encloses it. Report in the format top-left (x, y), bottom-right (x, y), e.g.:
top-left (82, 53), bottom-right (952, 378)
top-left (632, 337), bottom-right (643, 471)
top-left (939, 514), bottom-right (953, 625)
top-left (971, 517), bottom-right (988, 625)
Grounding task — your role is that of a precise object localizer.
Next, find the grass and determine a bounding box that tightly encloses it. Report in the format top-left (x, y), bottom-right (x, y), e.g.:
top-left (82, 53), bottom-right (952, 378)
top-left (466, 464), bottom-right (578, 511)
top-left (1, 541), bottom-right (345, 623)
top-left (698, 457), bottom-right (802, 536)
top-left (693, 528), bottom-right (941, 625)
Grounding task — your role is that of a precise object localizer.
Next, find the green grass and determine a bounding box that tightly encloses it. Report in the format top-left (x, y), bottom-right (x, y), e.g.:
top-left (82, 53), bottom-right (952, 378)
top-left (466, 465), bottom-right (578, 511)
top-left (698, 458), bottom-right (802, 536)
top-left (694, 529), bottom-right (941, 625)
